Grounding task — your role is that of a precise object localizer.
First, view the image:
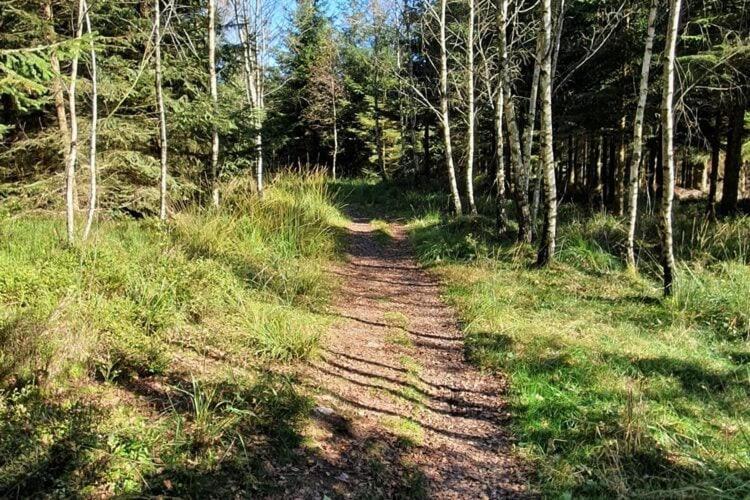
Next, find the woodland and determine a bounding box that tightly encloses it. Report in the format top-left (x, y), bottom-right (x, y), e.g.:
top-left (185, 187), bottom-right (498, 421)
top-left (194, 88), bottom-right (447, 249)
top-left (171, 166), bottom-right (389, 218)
top-left (0, 0), bottom-right (749, 497)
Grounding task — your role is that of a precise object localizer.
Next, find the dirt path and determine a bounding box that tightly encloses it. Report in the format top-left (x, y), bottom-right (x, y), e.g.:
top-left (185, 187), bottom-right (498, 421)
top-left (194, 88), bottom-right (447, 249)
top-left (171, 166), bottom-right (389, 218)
top-left (299, 214), bottom-right (530, 498)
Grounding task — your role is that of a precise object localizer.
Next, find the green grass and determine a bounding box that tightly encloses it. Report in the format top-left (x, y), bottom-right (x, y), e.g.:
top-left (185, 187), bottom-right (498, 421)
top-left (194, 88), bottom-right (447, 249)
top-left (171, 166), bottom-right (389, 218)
top-left (337, 179), bottom-right (750, 497)
top-left (382, 416), bottom-right (425, 448)
top-left (370, 219), bottom-right (394, 246)
top-left (383, 311), bottom-right (410, 330)
top-left (0, 173), bottom-right (345, 497)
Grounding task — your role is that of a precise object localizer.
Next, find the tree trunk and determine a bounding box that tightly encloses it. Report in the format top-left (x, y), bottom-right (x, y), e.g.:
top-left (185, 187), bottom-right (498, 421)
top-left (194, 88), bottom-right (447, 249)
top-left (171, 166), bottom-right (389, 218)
top-left (465, 0), bottom-right (477, 215)
top-left (82, 0), bottom-right (98, 241)
top-left (332, 78), bottom-right (338, 180)
top-left (423, 118), bottom-right (431, 177)
top-left (155, 0), bottom-right (169, 220)
top-left (526, 34), bottom-right (542, 228)
top-left (536, 0), bottom-right (557, 266)
top-left (660, 0), bottom-right (681, 296)
top-left (707, 110), bottom-right (721, 217)
top-left (720, 101), bottom-right (745, 215)
top-left (498, 0), bottom-right (530, 242)
top-left (493, 92), bottom-right (507, 233)
top-left (208, 0), bottom-right (220, 207)
top-left (253, 0), bottom-right (265, 198)
top-left (65, 0), bottom-right (85, 244)
top-left (42, 1), bottom-right (69, 148)
top-left (625, 0), bottom-right (657, 269)
top-left (595, 134), bottom-right (604, 210)
top-left (439, 0), bottom-right (463, 215)
top-left (614, 115), bottom-right (626, 215)
top-left (374, 83), bottom-right (386, 179)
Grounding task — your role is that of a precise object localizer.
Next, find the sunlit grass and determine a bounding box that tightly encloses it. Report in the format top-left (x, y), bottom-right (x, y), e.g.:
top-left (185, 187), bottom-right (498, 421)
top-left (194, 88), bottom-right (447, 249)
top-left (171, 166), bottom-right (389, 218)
top-left (336, 178), bottom-right (750, 497)
top-left (0, 173), bottom-right (342, 496)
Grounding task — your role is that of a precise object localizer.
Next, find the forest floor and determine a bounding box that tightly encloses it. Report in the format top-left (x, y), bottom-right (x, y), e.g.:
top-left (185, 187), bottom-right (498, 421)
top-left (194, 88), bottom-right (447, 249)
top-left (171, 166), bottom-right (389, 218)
top-left (295, 212), bottom-right (530, 498)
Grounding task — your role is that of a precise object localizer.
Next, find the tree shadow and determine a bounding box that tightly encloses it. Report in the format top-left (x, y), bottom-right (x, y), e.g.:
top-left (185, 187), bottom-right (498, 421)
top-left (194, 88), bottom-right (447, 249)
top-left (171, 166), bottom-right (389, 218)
top-left (125, 368), bottom-right (438, 498)
top-left (0, 390), bottom-right (102, 497)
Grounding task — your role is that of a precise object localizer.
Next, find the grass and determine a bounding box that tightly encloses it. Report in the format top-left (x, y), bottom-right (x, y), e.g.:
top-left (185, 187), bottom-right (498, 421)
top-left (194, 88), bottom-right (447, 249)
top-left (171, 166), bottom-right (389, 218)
top-left (0, 173), bottom-right (345, 497)
top-left (381, 416), bottom-right (425, 448)
top-left (335, 178), bottom-right (750, 497)
top-left (383, 311), bottom-right (410, 330)
top-left (370, 219), bottom-right (394, 246)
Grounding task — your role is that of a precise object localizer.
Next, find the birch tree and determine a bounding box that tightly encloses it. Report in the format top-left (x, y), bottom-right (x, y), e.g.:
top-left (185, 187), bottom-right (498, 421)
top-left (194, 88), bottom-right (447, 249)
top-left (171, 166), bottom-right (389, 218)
top-left (498, 0), bottom-right (531, 242)
top-left (242, 0), bottom-right (266, 197)
top-left (82, 0), bottom-right (98, 240)
top-left (155, 0), bottom-right (169, 221)
top-left (625, 0), bottom-right (657, 269)
top-left (479, 28), bottom-right (507, 232)
top-left (660, 0), bottom-right (682, 295)
top-left (536, 0), bottom-right (557, 265)
top-left (42, 1), bottom-right (69, 150)
top-left (465, 0), bottom-right (477, 215)
top-left (439, 0), bottom-right (463, 215)
top-left (208, 0), bottom-right (220, 207)
top-left (65, 0), bottom-right (86, 244)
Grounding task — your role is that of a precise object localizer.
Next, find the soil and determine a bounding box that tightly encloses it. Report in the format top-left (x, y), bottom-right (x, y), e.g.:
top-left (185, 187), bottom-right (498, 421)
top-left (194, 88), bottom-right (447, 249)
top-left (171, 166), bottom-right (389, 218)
top-left (295, 214), bottom-right (531, 498)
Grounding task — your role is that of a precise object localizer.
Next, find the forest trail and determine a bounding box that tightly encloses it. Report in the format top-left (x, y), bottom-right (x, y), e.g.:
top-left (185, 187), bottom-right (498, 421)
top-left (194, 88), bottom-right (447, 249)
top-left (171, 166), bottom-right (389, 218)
top-left (300, 214), bottom-right (530, 498)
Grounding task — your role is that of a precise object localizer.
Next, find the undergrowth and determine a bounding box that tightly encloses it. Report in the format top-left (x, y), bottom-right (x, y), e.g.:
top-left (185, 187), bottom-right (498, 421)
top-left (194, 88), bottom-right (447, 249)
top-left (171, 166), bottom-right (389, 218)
top-left (0, 173), bottom-right (345, 496)
top-left (336, 179), bottom-right (750, 497)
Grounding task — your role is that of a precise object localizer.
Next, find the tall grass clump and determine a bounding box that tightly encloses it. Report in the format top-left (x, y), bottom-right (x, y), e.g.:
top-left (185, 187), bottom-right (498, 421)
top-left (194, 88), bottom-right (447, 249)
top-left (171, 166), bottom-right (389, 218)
top-left (672, 263), bottom-right (750, 340)
top-left (0, 173), bottom-right (343, 387)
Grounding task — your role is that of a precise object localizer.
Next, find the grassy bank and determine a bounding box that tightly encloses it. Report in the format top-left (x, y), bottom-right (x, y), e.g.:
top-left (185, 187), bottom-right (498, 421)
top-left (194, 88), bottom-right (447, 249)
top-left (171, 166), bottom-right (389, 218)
top-left (335, 178), bottom-right (750, 497)
top-left (0, 174), bottom-right (346, 497)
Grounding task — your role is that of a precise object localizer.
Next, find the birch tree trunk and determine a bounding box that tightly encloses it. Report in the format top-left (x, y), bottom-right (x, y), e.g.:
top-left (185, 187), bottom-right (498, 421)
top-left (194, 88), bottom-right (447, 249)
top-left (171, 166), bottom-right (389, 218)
top-left (252, 0), bottom-right (264, 198)
top-left (493, 85), bottom-right (507, 233)
top-left (660, 0), bottom-right (682, 296)
top-left (374, 85), bottom-right (386, 179)
top-left (208, 0), bottom-right (220, 207)
top-left (332, 78), bottom-right (338, 180)
top-left (236, 0), bottom-right (264, 196)
top-left (65, 0), bottom-right (85, 244)
top-left (42, 1), bottom-right (69, 149)
top-left (439, 0), bottom-right (463, 215)
top-left (526, 34), bottom-right (542, 226)
top-left (625, 0), bottom-right (657, 269)
top-left (465, 0), bottom-right (477, 215)
top-left (706, 110), bottom-right (721, 217)
top-left (595, 134), bottom-right (604, 210)
top-left (82, 0), bottom-right (98, 240)
top-left (536, 0), bottom-right (557, 266)
top-left (155, 0), bottom-right (169, 220)
top-left (498, 0), bottom-right (531, 242)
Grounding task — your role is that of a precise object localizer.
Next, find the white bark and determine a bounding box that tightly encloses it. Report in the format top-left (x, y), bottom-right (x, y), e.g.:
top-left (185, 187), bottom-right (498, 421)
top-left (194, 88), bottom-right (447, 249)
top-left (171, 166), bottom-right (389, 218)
top-left (493, 80), bottom-right (507, 232)
top-left (625, 0), bottom-right (657, 269)
top-left (332, 78), bottom-right (338, 180)
top-left (660, 0), bottom-right (681, 295)
top-left (498, 0), bottom-right (530, 241)
top-left (82, 0), bottom-right (97, 240)
top-left (536, 0), bottom-right (557, 265)
top-left (526, 34), bottom-right (542, 224)
top-left (466, 0), bottom-right (477, 214)
top-left (235, 0), bottom-right (264, 196)
top-left (439, 0), bottom-right (463, 215)
top-left (208, 0), bottom-right (220, 207)
top-left (43, 1), bottom-right (69, 147)
top-left (156, 0), bottom-right (169, 221)
top-left (65, 0), bottom-right (85, 244)
top-left (251, 0), bottom-right (264, 196)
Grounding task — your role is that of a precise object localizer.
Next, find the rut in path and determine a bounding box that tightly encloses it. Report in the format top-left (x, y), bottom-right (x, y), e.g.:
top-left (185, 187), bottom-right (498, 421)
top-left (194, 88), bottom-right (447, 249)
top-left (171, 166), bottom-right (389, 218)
top-left (301, 215), bottom-right (530, 498)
